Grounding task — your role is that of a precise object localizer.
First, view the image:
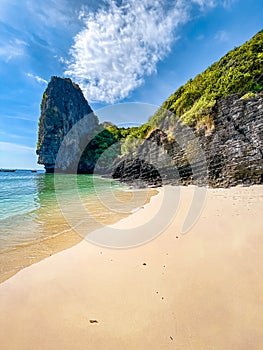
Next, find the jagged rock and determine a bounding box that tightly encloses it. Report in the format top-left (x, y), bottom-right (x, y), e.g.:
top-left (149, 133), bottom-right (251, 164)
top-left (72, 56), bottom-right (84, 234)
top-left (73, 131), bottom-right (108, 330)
top-left (36, 76), bottom-right (98, 173)
top-left (112, 94), bottom-right (263, 187)
top-left (203, 94), bottom-right (263, 186)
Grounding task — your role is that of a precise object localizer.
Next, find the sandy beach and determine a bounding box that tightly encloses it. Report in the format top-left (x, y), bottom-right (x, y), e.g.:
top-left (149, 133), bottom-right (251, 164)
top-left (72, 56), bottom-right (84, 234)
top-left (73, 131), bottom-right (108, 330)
top-left (0, 185), bottom-right (263, 349)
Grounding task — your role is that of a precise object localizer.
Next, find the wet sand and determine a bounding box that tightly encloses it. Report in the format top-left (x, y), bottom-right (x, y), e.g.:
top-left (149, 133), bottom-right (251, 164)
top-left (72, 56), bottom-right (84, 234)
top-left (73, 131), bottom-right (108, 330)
top-left (0, 188), bottom-right (156, 283)
top-left (0, 185), bottom-right (262, 349)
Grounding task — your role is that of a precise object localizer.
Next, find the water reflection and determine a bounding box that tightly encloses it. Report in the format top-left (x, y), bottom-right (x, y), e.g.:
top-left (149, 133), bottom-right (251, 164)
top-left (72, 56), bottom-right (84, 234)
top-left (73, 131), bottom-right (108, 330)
top-left (0, 172), bottom-right (151, 251)
top-left (0, 171), bottom-right (155, 283)
top-left (0, 172), bottom-right (70, 251)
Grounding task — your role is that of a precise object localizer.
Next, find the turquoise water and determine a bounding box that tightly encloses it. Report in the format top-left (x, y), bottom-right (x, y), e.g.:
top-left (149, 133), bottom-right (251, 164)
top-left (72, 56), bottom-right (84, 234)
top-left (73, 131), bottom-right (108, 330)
top-left (1, 170), bottom-right (42, 221)
top-left (0, 170), bottom-right (154, 282)
top-left (0, 170), bottom-right (133, 252)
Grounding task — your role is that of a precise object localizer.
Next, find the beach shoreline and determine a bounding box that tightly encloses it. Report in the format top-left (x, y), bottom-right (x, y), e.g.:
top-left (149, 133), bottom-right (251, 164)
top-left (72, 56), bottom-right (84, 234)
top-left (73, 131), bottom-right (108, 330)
top-left (0, 185), bottom-right (158, 283)
top-left (0, 184), bottom-right (263, 349)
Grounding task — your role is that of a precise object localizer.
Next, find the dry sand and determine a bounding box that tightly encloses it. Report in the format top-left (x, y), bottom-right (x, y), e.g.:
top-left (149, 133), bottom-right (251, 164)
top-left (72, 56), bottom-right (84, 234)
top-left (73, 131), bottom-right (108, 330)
top-left (0, 185), bottom-right (263, 349)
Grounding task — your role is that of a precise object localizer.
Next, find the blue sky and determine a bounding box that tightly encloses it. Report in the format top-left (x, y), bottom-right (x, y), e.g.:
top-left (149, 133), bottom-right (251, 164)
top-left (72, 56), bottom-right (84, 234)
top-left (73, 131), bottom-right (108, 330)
top-left (0, 0), bottom-right (262, 169)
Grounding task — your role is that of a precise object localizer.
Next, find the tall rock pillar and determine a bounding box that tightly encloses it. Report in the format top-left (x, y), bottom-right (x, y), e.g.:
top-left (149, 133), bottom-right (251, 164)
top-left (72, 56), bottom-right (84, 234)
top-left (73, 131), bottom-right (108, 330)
top-left (36, 76), bottom-right (98, 173)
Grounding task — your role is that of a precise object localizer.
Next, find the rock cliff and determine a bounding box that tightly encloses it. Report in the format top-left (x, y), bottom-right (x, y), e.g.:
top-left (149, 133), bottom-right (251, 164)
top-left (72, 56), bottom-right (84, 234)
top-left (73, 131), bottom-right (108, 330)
top-left (36, 78), bottom-right (262, 187)
top-left (112, 93), bottom-right (263, 187)
top-left (36, 77), bottom-right (98, 172)
top-left (201, 93), bottom-right (263, 187)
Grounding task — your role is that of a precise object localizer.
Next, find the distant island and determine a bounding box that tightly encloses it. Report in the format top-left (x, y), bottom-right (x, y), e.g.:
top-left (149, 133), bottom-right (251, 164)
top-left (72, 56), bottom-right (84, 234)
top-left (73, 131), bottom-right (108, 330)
top-left (37, 30), bottom-right (263, 187)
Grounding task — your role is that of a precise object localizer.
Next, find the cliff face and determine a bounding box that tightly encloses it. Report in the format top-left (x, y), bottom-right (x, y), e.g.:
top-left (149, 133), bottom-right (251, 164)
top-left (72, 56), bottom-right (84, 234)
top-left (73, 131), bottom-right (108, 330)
top-left (200, 94), bottom-right (263, 187)
top-left (112, 94), bottom-right (263, 187)
top-left (36, 77), bottom-right (262, 187)
top-left (37, 77), bottom-right (98, 172)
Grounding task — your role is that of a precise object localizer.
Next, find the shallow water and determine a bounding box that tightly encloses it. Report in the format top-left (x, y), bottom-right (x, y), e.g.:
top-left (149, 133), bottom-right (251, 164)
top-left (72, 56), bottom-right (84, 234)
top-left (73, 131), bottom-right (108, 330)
top-left (0, 170), bottom-right (155, 281)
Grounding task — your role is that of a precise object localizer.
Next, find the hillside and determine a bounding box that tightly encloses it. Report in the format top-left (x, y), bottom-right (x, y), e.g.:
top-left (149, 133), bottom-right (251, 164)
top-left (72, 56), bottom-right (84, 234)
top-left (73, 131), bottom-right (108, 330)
top-left (113, 30), bottom-right (263, 187)
top-left (150, 29), bottom-right (263, 127)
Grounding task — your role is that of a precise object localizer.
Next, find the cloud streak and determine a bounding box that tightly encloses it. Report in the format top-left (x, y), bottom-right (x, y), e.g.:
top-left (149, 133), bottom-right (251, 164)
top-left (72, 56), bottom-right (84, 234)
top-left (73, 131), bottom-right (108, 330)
top-left (0, 141), bottom-right (35, 153)
top-left (0, 38), bottom-right (28, 62)
top-left (26, 73), bottom-right (48, 84)
top-left (65, 0), bottom-right (193, 103)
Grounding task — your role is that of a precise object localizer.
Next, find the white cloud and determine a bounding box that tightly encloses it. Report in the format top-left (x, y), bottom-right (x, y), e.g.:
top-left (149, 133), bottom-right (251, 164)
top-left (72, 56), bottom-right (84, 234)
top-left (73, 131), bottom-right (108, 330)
top-left (0, 141), bottom-right (34, 153)
top-left (191, 0), bottom-right (216, 8)
top-left (65, 0), bottom-right (220, 103)
top-left (4, 114), bottom-right (36, 121)
top-left (0, 38), bottom-right (28, 62)
top-left (192, 0), bottom-right (235, 9)
top-left (222, 0), bottom-right (237, 8)
top-left (0, 131), bottom-right (27, 139)
top-left (215, 30), bottom-right (229, 42)
top-left (26, 73), bottom-right (48, 84)
top-left (64, 0), bottom-right (222, 103)
top-left (0, 0), bottom-right (85, 63)
top-left (25, 0), bottom-right (73, 28)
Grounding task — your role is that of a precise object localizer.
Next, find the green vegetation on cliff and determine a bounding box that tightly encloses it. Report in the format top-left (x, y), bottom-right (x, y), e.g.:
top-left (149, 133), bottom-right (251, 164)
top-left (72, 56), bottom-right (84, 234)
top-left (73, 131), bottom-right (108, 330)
top-left (80, 123), bottom-right (153, 170)
top-left (150, 30), bottom-right (263, 127)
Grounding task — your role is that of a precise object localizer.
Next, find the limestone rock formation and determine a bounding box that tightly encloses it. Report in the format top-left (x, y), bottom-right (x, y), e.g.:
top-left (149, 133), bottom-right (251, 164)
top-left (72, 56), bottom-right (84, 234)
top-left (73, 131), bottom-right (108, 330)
top-left (36, 77), bottom-right (98, 172)
top-left (203, 93), bottom-right (263, 187)
top-left (112, 93), bottom-right (263, 187)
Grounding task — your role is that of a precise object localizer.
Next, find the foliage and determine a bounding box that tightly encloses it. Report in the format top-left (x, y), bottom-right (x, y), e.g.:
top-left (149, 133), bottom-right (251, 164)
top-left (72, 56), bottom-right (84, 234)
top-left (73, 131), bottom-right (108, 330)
top-left (150, 30), bottom-right (263, 127)
top-left (118, 123), bottom-right (153, 155)
top-left (41, 92), bottom-right (48, 110)
top-left (80, 126), bottom-right (119, 168)
top-left (240, 92), bottom-right (256, 99)
top-left (80, 123), bottom-right (153, 168)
